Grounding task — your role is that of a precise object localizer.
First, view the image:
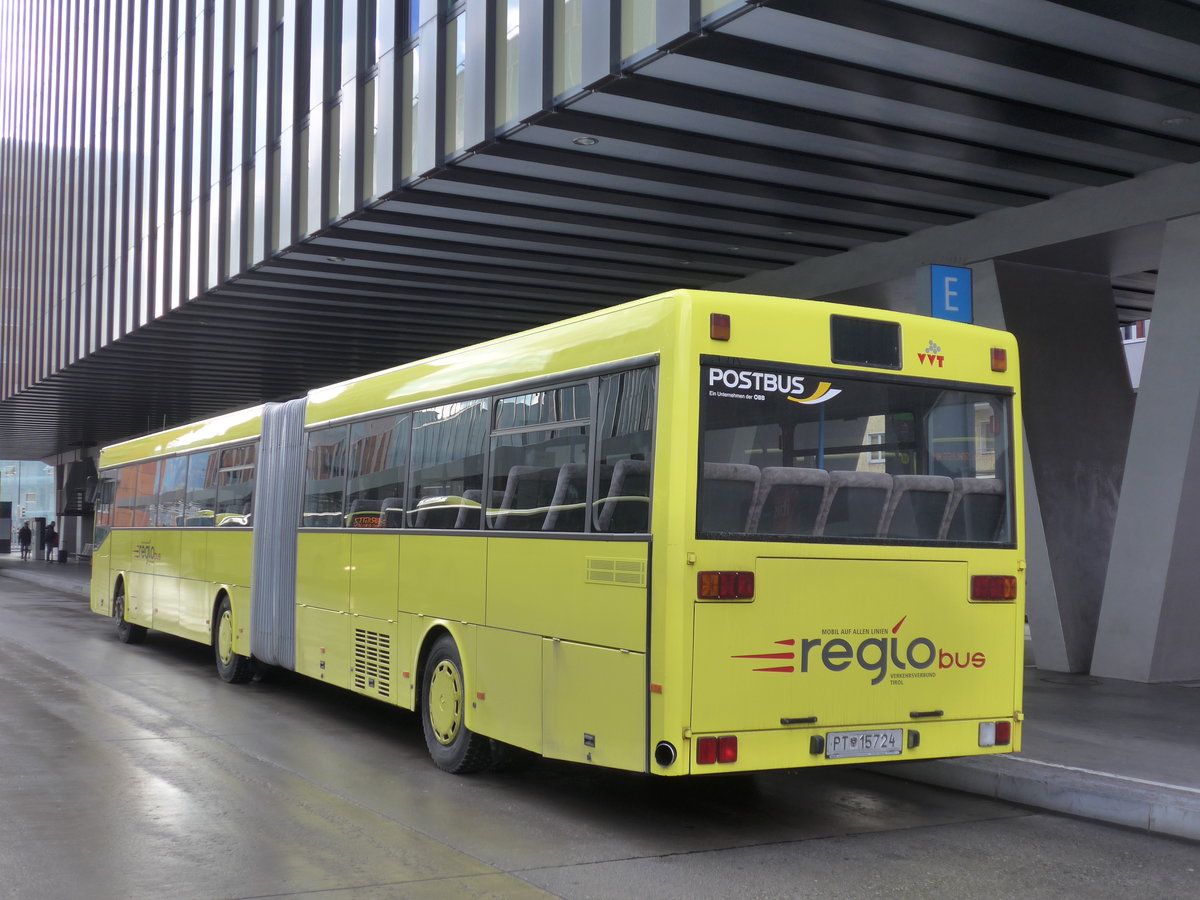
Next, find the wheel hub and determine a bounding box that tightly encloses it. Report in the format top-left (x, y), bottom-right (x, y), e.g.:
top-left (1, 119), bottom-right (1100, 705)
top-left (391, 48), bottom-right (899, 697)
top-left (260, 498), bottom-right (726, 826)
top-left (428, 660), bottom-right (463, 746)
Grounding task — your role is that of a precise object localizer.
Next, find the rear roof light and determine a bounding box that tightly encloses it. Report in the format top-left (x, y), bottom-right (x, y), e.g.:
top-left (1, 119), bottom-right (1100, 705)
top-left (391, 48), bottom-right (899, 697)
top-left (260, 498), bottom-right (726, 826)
top-left (971, 575), bottom-right (1017, 601)
top-left (698, 571), bottom-right (754, 600)
top-left (991, 347), bottom-right (1008, 372)
top-left (710, 313), bottom-right (731, 341)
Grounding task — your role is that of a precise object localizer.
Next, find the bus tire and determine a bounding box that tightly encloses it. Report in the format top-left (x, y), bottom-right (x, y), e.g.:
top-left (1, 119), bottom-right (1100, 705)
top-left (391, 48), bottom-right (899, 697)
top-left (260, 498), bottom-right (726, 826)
top-left (213, 595), bottom-right (253, 684)
top-left (421, 634), bottom-right (490, 774)
top-left (113, 582), bottom-right (147, 645)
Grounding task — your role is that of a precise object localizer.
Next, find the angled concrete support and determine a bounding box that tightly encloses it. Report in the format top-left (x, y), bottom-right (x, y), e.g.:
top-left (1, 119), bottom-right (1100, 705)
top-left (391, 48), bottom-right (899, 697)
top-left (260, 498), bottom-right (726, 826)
top-left (1093, 215), bottom-right (1200, 682)
top-left (973, 261), bottom-right (1134, 672)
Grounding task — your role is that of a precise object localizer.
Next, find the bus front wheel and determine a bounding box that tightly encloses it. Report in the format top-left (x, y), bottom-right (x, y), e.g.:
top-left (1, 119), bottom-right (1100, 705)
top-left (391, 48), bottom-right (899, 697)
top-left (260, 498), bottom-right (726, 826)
top-left (213, 595), bottom-right (253, 684)
top-left (421, 634), bottom-right (490, 774)
top-left (113, 583), bottom-right (147, 645)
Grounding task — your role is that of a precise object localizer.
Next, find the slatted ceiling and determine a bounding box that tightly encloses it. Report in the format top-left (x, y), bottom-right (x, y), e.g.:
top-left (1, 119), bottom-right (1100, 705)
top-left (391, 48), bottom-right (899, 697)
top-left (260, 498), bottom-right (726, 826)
top-left (3, 1), bottom-right (1197, 457)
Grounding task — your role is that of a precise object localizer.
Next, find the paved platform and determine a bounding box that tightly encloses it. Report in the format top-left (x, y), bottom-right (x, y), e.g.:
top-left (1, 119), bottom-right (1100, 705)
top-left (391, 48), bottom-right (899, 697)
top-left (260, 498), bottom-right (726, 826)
top-left (3, 552), bottom-right (1197, 841)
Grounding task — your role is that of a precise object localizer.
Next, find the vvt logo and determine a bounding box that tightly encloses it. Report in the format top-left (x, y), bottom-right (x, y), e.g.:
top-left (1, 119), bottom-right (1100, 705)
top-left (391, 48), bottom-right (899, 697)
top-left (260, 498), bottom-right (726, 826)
top-left (918, 340), bottom-right (945, 368)
top-left (733, 616), bottom-right (986, 685)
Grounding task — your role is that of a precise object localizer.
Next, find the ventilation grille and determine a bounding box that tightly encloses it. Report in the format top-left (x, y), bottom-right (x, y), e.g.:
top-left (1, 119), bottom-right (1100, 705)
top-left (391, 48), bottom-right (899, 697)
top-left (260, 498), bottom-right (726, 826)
top-left (353, 628), bottom-right (392, 699)
top-left (586, 557), bottom-right (647, 587)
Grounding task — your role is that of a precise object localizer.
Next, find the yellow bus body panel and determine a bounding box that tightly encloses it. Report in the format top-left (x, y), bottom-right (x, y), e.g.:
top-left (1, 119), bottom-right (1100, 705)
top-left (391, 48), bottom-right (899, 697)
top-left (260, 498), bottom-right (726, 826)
top-left (542, 638), bottom-right (646, 772)
top-left (484, 539), bottom-right (648, 651)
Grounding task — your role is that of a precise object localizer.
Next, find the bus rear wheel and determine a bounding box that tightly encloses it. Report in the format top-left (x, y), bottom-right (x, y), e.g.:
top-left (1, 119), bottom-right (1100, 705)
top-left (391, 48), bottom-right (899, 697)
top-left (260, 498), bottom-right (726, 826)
top-left (213, 595), bottom-right (253, 684)
top-left (421, 634), bottom-right (490, 774)
top-left (113, 584), bottom-right (147, 645)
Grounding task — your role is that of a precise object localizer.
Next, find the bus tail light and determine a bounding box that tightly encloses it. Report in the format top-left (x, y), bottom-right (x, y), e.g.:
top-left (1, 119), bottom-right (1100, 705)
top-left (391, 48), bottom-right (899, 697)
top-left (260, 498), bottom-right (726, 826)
top-left (710, 313), bottom-right (731, 341)
top-left (971, 575), bottom-right (1017, 601)
top-left (979, 721), bottom-right (1012, 747)
top-left (698, 571), bottom-right (754, 600)
top-left (991, 347), bottom-right (1008, 372)
top-left (717, 735), bottom-right (738, 763)
top-left (696, 735), bottom-right (739, 764)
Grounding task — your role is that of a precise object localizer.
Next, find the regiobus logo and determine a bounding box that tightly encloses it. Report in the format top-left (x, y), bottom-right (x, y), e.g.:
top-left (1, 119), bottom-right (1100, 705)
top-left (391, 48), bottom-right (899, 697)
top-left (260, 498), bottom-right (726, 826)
top-left (732, 616), bottom-right (987, 685)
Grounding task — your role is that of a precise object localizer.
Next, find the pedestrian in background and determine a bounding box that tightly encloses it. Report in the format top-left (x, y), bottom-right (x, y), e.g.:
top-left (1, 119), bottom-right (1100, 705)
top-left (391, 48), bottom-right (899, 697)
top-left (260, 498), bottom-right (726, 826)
top-left (18, 521), bottom-right (32, 560)
top-left (44, 521), bottom-right (58, 562)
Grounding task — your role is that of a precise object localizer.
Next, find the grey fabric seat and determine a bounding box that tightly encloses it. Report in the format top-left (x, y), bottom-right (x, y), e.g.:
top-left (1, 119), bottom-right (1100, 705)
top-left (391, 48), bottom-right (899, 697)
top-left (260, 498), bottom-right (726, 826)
top-left (881, 474), bottom-right (954, 539)
top-left (542, 464), bottom-right (588, 532)
top-left (745, 467), bottom-right (829, 536)
top-left (699, 463), bottom-right (760, 533)
top-left (942, 477), bottom-right (1007, 541)
top-left (596, 459), bottom-right (651, 533)
top-left (817, 471), bottom-right (893, 538)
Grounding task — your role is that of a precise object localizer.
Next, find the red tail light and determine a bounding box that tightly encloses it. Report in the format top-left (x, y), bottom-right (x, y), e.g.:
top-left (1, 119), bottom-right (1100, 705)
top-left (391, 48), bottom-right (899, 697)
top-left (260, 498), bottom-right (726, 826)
top-left (696, 735), bottom-right (739, 764)
top-left (995, 721), bottom-right (1012, 745)
top-left (971, 575), bottom-right (1017, 601)
top-left (698, 571), bottom-right (755, 600)
top-left (717, 735), bottom-right (738, 763)
top-left (710, 313), bottom-right (731, 341)
top-left (979, 720), bottom-right (1013, 747)
top-left (991, 347), bottom-right (1008, 372)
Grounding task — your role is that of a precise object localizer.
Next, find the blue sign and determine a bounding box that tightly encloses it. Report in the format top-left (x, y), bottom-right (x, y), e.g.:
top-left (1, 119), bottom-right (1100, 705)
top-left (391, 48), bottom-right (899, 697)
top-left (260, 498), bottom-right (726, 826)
top-left (927, 265), bottom-right (973, 323)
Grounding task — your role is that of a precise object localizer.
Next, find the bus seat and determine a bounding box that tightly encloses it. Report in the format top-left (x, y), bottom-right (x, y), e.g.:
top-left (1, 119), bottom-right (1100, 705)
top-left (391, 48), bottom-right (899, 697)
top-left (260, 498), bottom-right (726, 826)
top-left (880, 474), bottom-right (954, 539)
top-left (414, 497), bottom-right (462, 529)
top-left (699, 462), bottom-right (760, 533)
top-left (543, 464), bottom-right (588, 532)
top-left (746, 467), bottom-right (829, 536)
top-left (454, 490), bottom-right (484, 529)
top-left (817, 471), bottom-right (892, 538)
top-left (942, 478), bottom-right (1007, 541)
top-left (380, 497), bottom-right (405, 528)
top-left (346, 498), bottom-right (383, 528)
top-left (596, 459), bottom-right (651, 533)
top-left (493, 466), bottom-right (558, 530)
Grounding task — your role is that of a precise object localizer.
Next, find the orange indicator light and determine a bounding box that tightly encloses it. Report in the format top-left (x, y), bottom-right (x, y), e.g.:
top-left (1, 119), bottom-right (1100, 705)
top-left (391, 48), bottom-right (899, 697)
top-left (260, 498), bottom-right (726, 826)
top-left (710, 313), bottom-right (731, 341)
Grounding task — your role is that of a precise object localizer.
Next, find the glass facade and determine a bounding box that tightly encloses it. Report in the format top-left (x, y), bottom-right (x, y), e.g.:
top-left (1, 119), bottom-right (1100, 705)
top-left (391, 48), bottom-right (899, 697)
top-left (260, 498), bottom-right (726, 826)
top-left (0, 461), bottom-right (57, 549)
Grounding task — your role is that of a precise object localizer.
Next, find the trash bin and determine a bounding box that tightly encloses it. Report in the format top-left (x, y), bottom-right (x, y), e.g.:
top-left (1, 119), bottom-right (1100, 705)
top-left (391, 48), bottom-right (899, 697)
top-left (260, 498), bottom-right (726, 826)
top-left (57, 549), bottom-right (68, 564)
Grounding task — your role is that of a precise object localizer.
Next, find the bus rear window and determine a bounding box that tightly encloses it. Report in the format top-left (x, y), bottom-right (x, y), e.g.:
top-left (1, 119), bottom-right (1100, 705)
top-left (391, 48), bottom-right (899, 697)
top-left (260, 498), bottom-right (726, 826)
top-left (698, 362), bottom-right (1012, 545)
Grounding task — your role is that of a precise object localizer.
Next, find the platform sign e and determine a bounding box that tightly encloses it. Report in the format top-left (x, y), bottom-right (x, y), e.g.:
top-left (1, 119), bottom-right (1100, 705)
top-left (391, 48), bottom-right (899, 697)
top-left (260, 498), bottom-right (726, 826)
top-left (925, 265), bottom-right (973, 323)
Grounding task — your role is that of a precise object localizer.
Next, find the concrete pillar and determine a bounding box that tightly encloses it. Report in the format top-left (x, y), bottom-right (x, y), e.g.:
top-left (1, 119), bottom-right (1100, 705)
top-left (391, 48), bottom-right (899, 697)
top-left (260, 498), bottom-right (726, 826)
top-left (973, 260), bottom-right (1135, 672)
top-left (1093, 214), bottom-right (1200, 682)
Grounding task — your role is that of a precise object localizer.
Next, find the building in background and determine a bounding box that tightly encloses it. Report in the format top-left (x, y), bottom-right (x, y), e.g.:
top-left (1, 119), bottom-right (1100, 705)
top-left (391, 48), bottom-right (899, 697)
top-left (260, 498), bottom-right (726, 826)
top-left (0, 460), bottom-right (56, 549)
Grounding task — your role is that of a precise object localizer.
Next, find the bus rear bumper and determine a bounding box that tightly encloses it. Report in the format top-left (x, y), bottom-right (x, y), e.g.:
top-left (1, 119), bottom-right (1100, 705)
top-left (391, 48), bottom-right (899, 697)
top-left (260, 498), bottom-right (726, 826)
top-left (678, 716), bottom-right (1021, 775)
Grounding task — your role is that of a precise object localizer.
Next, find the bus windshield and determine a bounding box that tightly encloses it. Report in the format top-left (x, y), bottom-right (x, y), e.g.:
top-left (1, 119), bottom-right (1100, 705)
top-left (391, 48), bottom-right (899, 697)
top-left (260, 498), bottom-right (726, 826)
top-left (699, 361), bottom-right (1013, 545)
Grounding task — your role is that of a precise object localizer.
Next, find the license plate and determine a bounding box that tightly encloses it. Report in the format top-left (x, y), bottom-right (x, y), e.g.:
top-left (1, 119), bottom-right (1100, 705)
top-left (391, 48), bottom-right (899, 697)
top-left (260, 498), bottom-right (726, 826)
top-left (826, 728), bottom-right (903, 759)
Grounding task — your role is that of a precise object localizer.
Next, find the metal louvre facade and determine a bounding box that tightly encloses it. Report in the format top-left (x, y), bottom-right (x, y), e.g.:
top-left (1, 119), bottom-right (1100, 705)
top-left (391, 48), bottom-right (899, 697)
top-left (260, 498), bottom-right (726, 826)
top-left (4, 1), bottom-right (1200, 459)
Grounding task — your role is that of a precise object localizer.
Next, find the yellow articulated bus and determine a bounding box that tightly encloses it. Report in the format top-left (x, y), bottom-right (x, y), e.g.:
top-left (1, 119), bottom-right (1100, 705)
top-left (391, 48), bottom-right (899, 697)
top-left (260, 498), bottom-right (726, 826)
top-left (90, 290), bottom-right (1024, 775)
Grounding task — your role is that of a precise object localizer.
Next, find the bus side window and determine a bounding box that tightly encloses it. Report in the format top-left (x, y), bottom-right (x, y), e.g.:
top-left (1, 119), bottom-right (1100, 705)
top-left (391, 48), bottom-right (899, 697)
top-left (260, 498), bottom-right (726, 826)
top-left (410, 399), bottom-right (488, 529)
top-left (157, 457), bottom-right (189, 526)
top-left (594, 369), bottom-right (655, 533)
top-left (185, 451), bottom-right (217, 526)
top-left (490, 387), bottom-right (589, 533)
top-left (216, 445), bottom-right (256, 526)
top-left (346, 414), bottom-right (410, 528)
top-left (302, 426), bottom-right (348, 527)
top-left (113, 465), bottom-right (140, 527)
top-left (94, 473), bottom-right (117, 544)
top-left (131, 460), bottom-right (160, 528)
